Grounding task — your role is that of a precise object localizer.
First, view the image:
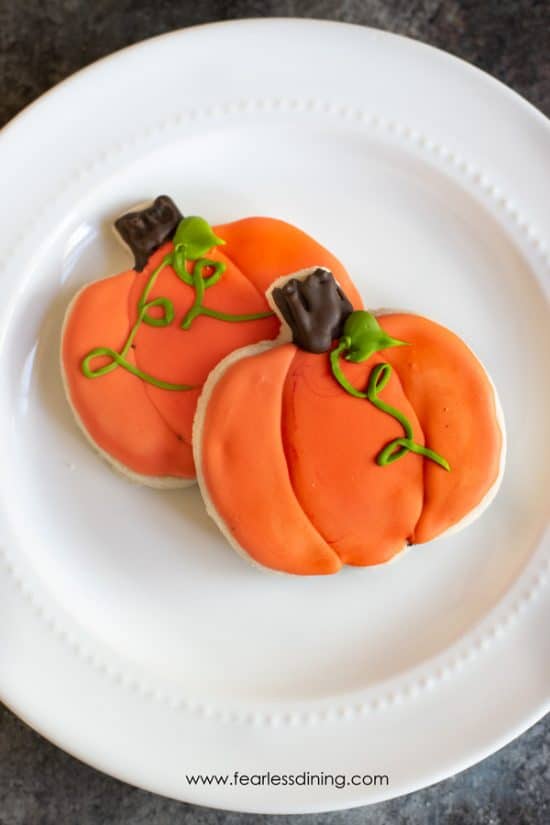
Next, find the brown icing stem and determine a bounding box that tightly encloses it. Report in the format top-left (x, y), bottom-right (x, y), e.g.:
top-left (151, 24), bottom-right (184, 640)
top-left (272, 268), bottom-right (353, 353)
top-left (114, 195), bottom-right (183, 271)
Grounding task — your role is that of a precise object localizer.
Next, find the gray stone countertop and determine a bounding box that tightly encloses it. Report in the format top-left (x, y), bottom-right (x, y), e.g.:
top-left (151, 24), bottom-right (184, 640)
top-left (0, 1), bottom-right (548, 823)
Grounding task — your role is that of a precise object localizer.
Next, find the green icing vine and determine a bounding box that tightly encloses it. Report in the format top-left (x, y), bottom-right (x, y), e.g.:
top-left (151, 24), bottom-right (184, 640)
top-left (330, 311), bottom-right (450, 472)
top-left (81, 216), bottom-right (274, 391)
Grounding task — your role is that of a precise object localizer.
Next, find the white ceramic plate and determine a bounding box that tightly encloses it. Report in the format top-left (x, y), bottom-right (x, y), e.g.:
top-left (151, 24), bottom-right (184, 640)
top-left (0, 19), bottom-right (549, 814)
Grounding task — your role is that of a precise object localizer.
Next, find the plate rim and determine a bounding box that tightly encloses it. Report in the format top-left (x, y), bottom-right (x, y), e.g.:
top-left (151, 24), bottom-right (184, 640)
top-left (0, 17), bottom-right (549, 813)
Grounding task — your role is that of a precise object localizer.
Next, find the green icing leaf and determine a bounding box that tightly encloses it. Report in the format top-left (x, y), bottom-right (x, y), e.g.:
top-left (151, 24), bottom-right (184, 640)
top-left (173, 216), bottom-right (226, 260)
top-left (343, 310), bottom-right (408, 363)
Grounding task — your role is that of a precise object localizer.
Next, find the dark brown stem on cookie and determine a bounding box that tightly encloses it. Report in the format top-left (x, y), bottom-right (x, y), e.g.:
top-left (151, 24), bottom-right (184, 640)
top-left (114, 195), bottom-right (183, 271)
top-left (272, 268), bottom-right (354, 353)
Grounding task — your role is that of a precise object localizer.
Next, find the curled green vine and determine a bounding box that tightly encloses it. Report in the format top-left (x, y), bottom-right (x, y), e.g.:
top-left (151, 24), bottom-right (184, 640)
top-left (82, 255), bottom-right (194, 391)
top-left (366, 362), bottom-right (450, 470)
top-left (81, 216), bottom-right (274, 391)
top-left (330, 313), bottom-right (450, 472)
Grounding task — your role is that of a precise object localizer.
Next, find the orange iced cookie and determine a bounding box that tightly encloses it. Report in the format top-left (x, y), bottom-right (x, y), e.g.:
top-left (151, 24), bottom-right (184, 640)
top-left (61, 197), bottom-right (361, 486)
top-left (195, 268), bottom-right (505, 574)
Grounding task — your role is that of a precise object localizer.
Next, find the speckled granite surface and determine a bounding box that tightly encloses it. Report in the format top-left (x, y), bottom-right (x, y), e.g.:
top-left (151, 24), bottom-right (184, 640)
top-left (0, 1), bottom-right (549, 823)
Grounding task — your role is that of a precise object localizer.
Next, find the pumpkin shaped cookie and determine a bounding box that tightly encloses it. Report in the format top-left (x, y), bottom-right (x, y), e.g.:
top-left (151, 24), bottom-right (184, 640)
top-left (194, 268), bottom-right (505, 574)
top-left (61, 197), bottom-right (361, 486)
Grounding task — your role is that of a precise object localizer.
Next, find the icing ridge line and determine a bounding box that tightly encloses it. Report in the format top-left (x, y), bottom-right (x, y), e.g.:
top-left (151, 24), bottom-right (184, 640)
top-left (278, 345), bottom-right (342, 564)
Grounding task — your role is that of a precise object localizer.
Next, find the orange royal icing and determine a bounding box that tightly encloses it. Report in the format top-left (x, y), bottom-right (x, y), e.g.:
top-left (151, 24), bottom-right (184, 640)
top-left (380, 314), bottom-right (503, 543)
top-left (62, 217), bottom-right (361, 480)
top-left (202, 345), bottom-right (342, 575)
top-left (199, 314), bottom-right (503, 573)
